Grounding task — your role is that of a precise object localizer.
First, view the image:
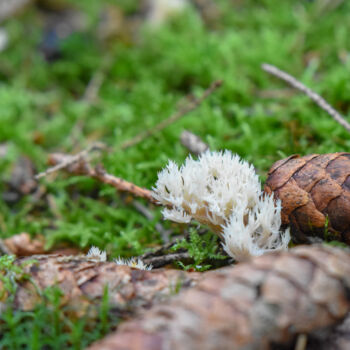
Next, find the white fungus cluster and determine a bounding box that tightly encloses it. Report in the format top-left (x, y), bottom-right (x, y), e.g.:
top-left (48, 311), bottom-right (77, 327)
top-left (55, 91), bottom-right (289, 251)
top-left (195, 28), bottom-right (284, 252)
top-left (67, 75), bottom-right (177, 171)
top-left (153, 150), bottom-right (290, 262)
top-left (86, 246), bottom-right (152, 270)
top-left (114, 257), bottom-right (153, 271)
top-left (86, 246), bottom-right (107, 262)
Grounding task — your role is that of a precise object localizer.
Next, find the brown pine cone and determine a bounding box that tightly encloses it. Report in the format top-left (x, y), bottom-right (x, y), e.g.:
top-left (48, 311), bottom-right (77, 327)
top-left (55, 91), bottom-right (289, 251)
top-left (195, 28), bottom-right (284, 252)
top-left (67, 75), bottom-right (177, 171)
top-left (264, 152), bottom-right (350, 244)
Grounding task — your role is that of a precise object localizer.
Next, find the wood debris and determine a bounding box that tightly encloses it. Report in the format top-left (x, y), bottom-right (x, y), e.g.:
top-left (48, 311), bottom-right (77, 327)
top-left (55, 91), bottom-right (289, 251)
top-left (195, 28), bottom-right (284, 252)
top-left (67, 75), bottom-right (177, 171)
top-left (0, 254), bottom-right (200, 319)
top-left (87, 245), bottom-right (350, 350)
top-left (0, 232), bottom-right (45, 256)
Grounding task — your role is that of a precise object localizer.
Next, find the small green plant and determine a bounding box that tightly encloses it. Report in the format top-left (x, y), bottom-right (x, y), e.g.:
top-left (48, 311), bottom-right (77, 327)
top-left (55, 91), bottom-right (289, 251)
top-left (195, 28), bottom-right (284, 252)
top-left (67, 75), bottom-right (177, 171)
top-left (172, 228), bottom-right (227, 271)
top-left (0, 284), bottom-right (119, 350)
top-left (0, 255), bottom-right (36, 297)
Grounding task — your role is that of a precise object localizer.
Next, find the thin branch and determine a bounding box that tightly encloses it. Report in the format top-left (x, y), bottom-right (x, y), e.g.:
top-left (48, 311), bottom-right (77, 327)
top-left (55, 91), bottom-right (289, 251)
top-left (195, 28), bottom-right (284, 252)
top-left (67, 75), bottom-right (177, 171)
top-left (262, 63), bottom-right (350, 134)
top-left (142, 252), bottom-right (190, 268)
top-left (44, 153), bottom-right (157, 204)
top-left (34, 143), bottom-right (107, 180)
top-left (120, 80), bottom-right (222, 150)
top-left (93, 164), bottom-right (157, 203)
top-left (140, 227), bottom-right (209, 260)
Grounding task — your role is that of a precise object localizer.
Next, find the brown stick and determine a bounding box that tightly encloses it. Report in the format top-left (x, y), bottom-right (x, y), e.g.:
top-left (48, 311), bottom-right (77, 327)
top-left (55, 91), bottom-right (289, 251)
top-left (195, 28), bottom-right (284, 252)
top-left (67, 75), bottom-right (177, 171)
top-left (143, 252), bottom-right (190, 268)
top-left (35, 142), bottom-right (107, 180)
top-left (119, 80), bottom-right (222, 150)
top-left (262, 63), bottom-right (350, 134)
top-left (45, 153), bottom-right (157, 204)
top-left (87, 245), bottom-right (350, 350)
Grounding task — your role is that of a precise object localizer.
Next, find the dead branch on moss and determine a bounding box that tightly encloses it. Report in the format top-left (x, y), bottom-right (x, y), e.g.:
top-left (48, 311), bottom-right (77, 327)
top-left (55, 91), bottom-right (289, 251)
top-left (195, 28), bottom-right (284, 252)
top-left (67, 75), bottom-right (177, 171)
top-left (35, 142), bottom-right (107, 180)
top-left (139, 228), bottom-right (208, 261)
top-left (1, 254), bottom-right (201, 318)
top-left (142, 252), bottom-right (191, 268)
top-left (262, 63), bottom-right (350, 134)
top-left (44, 153), bottom-right (157, 204)
top-left (119, 80), bottom-right (222, 150)
top-left (87, 245), bottom-right (350, 350)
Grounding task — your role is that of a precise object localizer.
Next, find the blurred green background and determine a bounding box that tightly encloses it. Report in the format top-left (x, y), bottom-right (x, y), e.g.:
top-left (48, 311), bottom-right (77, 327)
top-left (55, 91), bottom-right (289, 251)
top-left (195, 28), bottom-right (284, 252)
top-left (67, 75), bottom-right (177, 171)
top-left (1, 0), bottom-right (350, 257)
top-left (1, 0), bottom-right (350, 348)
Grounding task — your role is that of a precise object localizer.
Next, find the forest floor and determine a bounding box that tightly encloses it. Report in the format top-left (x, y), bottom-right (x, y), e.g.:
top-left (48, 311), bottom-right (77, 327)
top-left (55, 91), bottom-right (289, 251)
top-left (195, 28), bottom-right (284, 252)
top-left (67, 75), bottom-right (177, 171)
top-left (1, 0), bottom-right (350, 348)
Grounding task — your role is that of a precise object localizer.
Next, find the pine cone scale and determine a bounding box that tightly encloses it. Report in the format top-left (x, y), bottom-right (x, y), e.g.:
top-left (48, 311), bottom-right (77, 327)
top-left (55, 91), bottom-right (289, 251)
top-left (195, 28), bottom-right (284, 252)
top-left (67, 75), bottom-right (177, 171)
top-left (326, 155), bottom-right (350, 185)
top-left (290, 202), bottom-right (326, 240)
top-left (310, 178), bottom-right (342, 212)
top-left (265, 152), bottom-right (350, 243)
top-left (273, 179), bottom-right (309, 223)
top-left (267, 155), bottom-right (317, 191)
top-left (268, 154), bottom-right (299, 174)
top-left (293, 160), bottom-right (327, 193)
top-left (342, 175), bottom-right (350, 191)
top-left (324, 193), bottom-right (350, 232)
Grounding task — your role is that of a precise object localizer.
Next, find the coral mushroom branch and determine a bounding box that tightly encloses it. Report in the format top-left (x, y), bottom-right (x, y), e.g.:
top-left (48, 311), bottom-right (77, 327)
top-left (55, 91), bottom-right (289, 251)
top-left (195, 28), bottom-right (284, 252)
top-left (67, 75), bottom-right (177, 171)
top-left (153, 150), bottom-right (290, 261)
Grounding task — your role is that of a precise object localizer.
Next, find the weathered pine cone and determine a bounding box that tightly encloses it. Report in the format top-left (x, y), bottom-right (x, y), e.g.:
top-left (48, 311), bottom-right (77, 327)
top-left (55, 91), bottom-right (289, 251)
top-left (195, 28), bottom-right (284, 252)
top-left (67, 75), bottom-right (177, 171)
top-left (264, 153), bottom-right (350, 244)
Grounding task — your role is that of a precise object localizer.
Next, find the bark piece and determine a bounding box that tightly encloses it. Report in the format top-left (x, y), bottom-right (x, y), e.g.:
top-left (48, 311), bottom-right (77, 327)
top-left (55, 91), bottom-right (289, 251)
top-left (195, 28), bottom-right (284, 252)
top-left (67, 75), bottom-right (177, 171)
top-left (1, 233), bottom-right (45, 256)
top-left (265, 153), bottom-right (350, 243)
top-left (0, 254), bottom-right (200, 318)
top-left (87, 245), bottom-right (350, 350)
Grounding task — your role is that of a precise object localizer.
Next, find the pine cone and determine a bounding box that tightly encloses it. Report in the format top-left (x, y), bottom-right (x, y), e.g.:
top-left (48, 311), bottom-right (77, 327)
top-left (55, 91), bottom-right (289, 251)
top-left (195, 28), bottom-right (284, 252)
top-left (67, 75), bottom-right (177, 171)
top-left (264, 153), bottom-right (350, 244)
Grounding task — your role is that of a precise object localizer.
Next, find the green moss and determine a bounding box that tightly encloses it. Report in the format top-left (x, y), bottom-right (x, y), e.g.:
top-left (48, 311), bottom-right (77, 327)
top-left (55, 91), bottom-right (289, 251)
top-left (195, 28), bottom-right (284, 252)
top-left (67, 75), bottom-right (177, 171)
top-left (1, 0), bottom-right (350, 345)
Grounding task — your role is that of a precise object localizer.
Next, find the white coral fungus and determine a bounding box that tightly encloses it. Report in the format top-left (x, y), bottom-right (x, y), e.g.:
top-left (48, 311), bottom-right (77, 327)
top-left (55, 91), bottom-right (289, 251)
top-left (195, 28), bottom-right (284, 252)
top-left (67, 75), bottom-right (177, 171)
top-left (86, 246), bottom-right (107, 262)
top-left (153, 150), bottom-right (290, 262)
top-left (114, 257), bottom-right (153, 271)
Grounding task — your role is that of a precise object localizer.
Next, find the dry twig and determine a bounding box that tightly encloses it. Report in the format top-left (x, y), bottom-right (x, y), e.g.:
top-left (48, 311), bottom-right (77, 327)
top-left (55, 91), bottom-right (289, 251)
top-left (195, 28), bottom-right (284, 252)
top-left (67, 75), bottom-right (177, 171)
top-left (119, 80), bottom-right (222, 150)
top-left (143, 252), bottom-right (191, 268)
top-left (262, 63), bottom-right (350, 134)
top-left (45, 153), bottom-right (157, 204)
top-left (140, 227), bottom-right (209, 261)
top-left (35, 143), bottom-right (106, 180)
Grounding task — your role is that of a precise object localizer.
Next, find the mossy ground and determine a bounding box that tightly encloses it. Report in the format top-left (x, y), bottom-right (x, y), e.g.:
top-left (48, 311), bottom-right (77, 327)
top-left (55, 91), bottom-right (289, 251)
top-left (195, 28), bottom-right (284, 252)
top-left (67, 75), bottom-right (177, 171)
top-left (1, 0), bottom-right (350, 348)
